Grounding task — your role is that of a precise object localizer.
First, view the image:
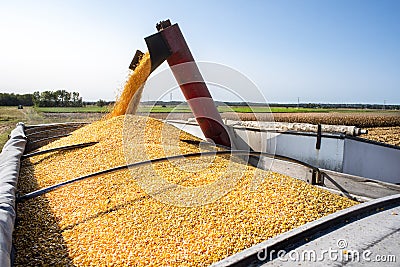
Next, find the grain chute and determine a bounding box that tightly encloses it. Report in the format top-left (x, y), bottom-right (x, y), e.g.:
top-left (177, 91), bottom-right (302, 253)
top-left (130, 19), bottom-right (231, 147)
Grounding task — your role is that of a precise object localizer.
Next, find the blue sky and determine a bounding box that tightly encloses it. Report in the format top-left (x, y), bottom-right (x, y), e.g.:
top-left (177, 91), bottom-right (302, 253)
top-left (0, 0), bottom-right (399, 104)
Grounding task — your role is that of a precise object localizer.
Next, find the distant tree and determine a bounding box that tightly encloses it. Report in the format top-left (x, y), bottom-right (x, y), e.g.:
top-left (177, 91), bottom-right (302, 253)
top-left (71, 92), bottom-right (83, 107)
top-left (42, 91), bottom-right (53, 107)
top-left (63, 91), bottom-right (71, 106)
top-left (56, 89), bottom-right (71, 107)
top-left (305, 103), bottom-right (319, 108)
top-left (96, 99), bottom-right (106, 107)
top-left (32, 91), bottom-right (40, 106)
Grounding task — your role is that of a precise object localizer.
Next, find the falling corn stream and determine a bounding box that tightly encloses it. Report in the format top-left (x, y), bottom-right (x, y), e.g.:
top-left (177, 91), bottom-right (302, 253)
top-left (108, 52), bottom-right (151, 117)
top-left (14, 52), bottom-right (358, 266)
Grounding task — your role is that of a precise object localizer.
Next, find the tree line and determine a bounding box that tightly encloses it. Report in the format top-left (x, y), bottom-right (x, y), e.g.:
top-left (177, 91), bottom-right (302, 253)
top-left (0, 93), bottom-right (33, 106)
top-left (33, 90), bottom-right (83, 107)
top-left (0, 90), bottom-right (83, 107)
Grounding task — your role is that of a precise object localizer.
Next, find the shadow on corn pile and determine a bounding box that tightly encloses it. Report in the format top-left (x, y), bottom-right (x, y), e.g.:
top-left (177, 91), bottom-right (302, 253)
top-left (13, 160), bottom-right (75, 267)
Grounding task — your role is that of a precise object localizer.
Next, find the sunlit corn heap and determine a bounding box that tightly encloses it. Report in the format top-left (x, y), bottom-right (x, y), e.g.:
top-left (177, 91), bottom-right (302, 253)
top-left (15, 115), bottom-right (357, 266)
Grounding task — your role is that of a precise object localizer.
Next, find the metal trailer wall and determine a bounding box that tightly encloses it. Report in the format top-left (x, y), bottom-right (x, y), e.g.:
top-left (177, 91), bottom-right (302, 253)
top-left (229, 128), bottom-right (344, 172)
top-left (166, 120), bottom-right (400, 184)
top-left (271, 132), bottom-right (344, 172)
top-left (0, 123), bottom-right (27, 267)
top-left (343, 138), bottom-right (400, 184)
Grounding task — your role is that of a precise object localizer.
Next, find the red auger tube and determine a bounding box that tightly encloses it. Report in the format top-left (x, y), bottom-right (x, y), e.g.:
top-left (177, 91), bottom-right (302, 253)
top-left (157, 21), bottom-right (231, 147)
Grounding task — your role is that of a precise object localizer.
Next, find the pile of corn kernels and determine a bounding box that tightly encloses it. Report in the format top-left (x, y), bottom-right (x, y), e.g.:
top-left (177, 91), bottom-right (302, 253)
top-left (14, 115), bottom-right (357, 266)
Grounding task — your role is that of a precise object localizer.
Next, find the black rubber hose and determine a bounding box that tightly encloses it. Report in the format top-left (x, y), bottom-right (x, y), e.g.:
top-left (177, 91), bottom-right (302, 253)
top-left (27, 134), bottom-right (71, 145)
top-left (25, 125), bottom-right (87, 137)
top-left (22, 142), bottom-right (98, 159)
top-left (17, 150), bottom-right (320, 202)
